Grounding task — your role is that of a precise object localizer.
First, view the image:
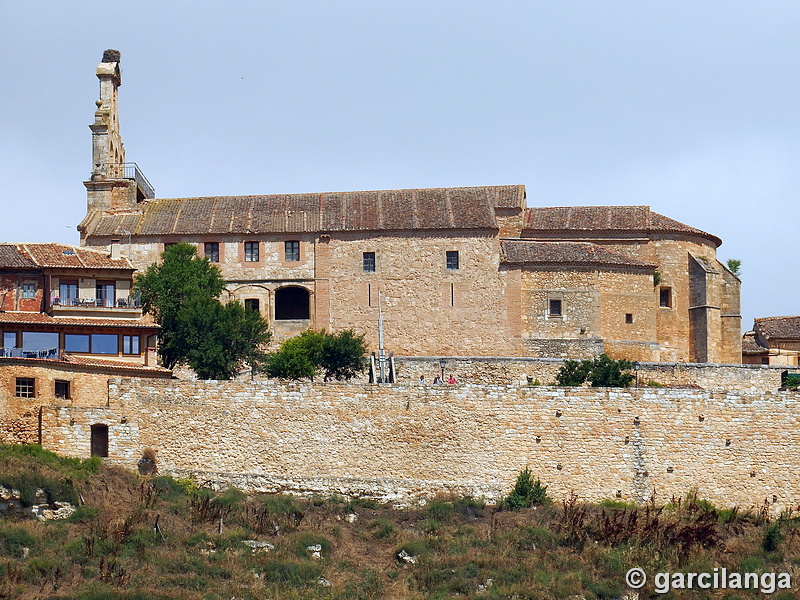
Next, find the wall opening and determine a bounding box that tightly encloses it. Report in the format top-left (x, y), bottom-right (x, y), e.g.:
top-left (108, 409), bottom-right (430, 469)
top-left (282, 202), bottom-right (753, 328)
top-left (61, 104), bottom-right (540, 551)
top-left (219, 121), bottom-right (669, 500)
top-left (90, 424), bottom-right (109, 457)
top-left (275, 286), bottom-right (310, 320)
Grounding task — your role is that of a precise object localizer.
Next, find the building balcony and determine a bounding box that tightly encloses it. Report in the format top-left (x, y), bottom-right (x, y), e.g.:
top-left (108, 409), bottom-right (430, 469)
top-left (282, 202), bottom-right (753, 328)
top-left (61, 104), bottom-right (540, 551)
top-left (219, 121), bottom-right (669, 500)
top-left (48, 297), bottom-right (143, 318)
top-left (104, 162), bottom-right (155, 200)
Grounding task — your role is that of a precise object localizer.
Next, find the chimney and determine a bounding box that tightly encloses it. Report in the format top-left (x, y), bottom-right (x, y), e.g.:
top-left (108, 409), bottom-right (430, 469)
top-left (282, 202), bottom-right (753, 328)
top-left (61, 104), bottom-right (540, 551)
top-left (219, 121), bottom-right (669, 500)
top-left (144, 347), bottom-right (157, 367)
top-left (110, 239), bottom-right (121, 260)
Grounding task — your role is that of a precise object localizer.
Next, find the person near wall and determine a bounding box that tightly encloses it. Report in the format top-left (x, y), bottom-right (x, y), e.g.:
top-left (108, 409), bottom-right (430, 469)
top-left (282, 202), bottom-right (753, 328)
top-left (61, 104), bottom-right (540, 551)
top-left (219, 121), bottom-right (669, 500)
top-left (448, 374), bottom-right (457, 384)
top-left (433, 375), bottom-right (441, 384)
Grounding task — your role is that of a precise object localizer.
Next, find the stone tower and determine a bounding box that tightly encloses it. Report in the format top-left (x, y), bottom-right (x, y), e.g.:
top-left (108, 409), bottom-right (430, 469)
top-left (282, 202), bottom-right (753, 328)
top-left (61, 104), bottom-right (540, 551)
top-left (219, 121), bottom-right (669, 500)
top-left (82, 49), bottom-right (154, 219)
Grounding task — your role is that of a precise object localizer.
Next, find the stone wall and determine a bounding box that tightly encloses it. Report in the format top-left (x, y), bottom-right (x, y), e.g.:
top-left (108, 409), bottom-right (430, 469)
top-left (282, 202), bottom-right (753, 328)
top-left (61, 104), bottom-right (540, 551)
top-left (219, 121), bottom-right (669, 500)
top-left (40, 378), bottom-right (800, 510)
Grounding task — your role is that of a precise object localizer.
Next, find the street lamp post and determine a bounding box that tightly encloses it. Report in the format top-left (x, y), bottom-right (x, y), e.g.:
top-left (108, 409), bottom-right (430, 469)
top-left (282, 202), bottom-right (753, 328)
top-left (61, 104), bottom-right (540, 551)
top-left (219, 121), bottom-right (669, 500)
top-left (439, 358), bottom-right (446, 383)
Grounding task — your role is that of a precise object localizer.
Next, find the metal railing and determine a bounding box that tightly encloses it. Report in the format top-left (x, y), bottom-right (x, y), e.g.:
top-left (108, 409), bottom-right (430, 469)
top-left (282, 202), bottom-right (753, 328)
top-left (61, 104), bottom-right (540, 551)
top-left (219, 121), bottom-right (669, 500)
top-left (1, 347), bottom-right (59, 359)
top-left (50, 296), bottom-right (142, 309)
top-left (105, 162), bottom-right (155, 199)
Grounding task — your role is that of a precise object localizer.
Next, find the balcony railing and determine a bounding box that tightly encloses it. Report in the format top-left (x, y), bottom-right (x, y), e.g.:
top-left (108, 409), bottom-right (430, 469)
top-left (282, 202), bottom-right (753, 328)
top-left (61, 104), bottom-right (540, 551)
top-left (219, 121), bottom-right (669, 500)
top-left (51, 296), bottom-right (142, 309)
top-left (105, 162), bottom-right (155, 199)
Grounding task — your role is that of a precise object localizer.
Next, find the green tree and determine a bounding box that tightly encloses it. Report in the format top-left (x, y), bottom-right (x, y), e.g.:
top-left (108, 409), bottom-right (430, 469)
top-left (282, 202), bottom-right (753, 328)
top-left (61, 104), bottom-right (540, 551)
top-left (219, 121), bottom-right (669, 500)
top-left (264, 329), bottom-right (368, 381)
top-left (502, 467), bottom-right (550, 509)
top-left (726, 259), bottom-right (741, 277)
top-left (135, 243), bottom-right (271, 378)
top-left (555, 354), bottom-right (635, 388)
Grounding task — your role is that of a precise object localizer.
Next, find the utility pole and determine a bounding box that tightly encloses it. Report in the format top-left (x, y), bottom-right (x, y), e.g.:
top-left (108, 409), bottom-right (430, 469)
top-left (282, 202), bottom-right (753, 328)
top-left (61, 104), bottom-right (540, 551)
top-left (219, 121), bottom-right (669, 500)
top-left (378, 289), bottom-right (386, 383)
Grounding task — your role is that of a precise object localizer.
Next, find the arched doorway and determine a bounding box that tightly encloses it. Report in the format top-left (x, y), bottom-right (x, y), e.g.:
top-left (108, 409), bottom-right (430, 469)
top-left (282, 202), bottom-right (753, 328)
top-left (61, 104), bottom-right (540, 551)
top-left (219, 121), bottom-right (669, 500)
top-left (274, 286), bottom-right (310, 320)
top-left (90, 424), bottom-right (109, 457)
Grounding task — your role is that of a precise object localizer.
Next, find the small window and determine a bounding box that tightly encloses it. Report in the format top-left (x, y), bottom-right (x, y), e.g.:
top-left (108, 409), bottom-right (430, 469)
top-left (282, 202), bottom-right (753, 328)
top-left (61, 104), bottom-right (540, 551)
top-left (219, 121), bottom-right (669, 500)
top-left (625, 313), bottom-right (634, 324)
top-left (659, 287), bottom-right (672, 308)
top-left (244, 242), bottom-right (259, 262)
top-left (549, 299), bottom-right (562, 316)
top-left (122, 335), bottom-right (140, 355)
top-left (285, 241), bottom-right (300, 262)
top-left (204, 242), bottom-right (220, 263)
top-left (21, 283), bottom-right (35, 299)
top-left (55, 380), bottom-right (71, 400)
top-left (16, 377), bottom-right (34, 398)
top-left (446, 251), bottom-right (459, 270)
top-left (363, 252), bottom-right (376, 272)
top-left (244, 298), bottom-right (260, 312)
top-left (90, 424), bottom-right (109, 457)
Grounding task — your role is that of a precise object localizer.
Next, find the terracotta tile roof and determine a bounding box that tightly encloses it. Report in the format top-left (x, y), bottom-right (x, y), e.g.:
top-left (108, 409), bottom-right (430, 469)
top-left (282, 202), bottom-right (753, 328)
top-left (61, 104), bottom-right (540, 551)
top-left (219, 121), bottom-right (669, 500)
top-left (741, 333), bottom-right (767, 355)
top-left (522, 206), bottom-right (722, 247)
top-left (0, 245), bottom-right (38, 269)
top-left (87, 185), bottom-right (527, 236)
top-left (0, 354), bottom-right (171, 377)
top-left (754, 316), bottom-right (800, 341)
top-left (500, 240), bottom-right (655, 269)
top-left (17, 243), bottom-right (133, 270)
top-left (0, 312), bottom-right (159, 329)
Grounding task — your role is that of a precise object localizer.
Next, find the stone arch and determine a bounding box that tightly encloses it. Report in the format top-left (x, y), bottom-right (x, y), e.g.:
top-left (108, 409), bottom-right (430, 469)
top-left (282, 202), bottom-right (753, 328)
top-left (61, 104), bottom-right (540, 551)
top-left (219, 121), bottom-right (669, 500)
top-left (274, 286), bottom-right (310, 320)
top-left (90, 423), bottom-right (109, 457)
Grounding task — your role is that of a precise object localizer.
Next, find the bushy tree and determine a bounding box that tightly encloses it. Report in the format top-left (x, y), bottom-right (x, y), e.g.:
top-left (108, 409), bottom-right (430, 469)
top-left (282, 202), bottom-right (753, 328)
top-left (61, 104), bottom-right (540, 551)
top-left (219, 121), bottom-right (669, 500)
top-left (502, 467), bottom-right (550, 509)
top-left (135, 243), bottom-right (271, 378)
top-left (264, 329), bottom-right (368, 381)
top-left (555, 354), bottom-right (635, 388)
top-left (726, 259), bottom-right (741, 277)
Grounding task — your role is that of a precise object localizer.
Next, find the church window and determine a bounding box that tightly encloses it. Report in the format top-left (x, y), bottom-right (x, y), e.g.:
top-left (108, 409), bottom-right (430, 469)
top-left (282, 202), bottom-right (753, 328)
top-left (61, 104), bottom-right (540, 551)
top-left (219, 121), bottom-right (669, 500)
top-left (244, 242), bottom-right (259, 262)
top-left (285, 241), bottom-right (300, 262)
top-left (549, 299), bottom-right (562, 317)
top-left (446, 251), bottom-right (459, 270)
top-left (363, 252), bottom-right (376, 272)
top-left (204, 242), bottom-right (220, 262)
top-left (275, 286), bottom-right (310, 320)
top-left (659, 287), bottom-right (672, 308)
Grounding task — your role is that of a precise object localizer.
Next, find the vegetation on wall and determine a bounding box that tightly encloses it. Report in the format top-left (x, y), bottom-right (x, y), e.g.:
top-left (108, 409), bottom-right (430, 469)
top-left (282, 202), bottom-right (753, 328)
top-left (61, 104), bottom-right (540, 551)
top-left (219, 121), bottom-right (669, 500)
top-left (727, 258), bottom-right (742, 277)
top-left (134, 243), bottom-right (271, 379)
top-left (555, 354), bottom-right (635, 387)
top-left (0, 445), bottom-right (797, 600)
top-left (264, 329), bottom-right (368, 381)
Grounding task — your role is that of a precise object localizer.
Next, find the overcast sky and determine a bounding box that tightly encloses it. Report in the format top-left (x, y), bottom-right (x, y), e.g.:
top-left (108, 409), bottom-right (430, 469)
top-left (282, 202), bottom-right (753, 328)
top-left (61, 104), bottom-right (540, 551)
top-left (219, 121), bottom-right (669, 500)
top-left (1, 1), bottom-right (798, 332)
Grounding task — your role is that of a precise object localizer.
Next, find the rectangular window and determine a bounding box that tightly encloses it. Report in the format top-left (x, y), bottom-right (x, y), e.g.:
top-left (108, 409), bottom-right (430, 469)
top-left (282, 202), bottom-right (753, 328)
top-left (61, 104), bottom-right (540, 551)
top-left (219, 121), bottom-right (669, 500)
top-left (65, 334), bottom-right (90, 353)
top-left (244, 298), bottom-right (260, 312)
top-left (549, 299), bottom-right (562, 316)
top-left (21, 283), bottom-right (35, 299)
top-left (3, 332), bottom-right (15, 350)
top-left (659, 287), bottom-right (672, 308)
top-left (363, 252), bottom-right (376, 272)
top-left (91, 334), bottom-right (118, 355)
top-left (446, 251), bottom-right (459, 270)
top-left (16, 378), bottom-right (34, 398)
top-left (285, 241), bottom-right (300, 262)
top-left (625, 313), bottom-right (634, 324)
top-left (96, 281), bottom-right (116, 308)
top-left (122, 335), bottom-right (140, 355)
top-left (55, 380), bottom-right (71, 400)
top-left (59, 280), bottom-right (79, 306)
top-left (204, 242), bottom-right (220, 263)
top-left (244, 241), bottom-right (259, 262)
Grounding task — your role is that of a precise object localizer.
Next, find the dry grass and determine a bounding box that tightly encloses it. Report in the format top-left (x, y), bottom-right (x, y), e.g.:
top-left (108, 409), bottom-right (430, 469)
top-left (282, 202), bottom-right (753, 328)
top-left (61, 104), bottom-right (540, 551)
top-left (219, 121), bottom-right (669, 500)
top-left (0, 446), bottom-right (799, 599)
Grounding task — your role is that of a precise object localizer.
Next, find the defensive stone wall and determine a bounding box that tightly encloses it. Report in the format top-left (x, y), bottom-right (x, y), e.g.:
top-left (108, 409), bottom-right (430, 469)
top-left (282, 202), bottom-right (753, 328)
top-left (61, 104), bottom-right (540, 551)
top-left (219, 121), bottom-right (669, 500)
top-left (387, 357), bottom-right (796, 391)
top-left (40, 378), bottom-right (800, 510)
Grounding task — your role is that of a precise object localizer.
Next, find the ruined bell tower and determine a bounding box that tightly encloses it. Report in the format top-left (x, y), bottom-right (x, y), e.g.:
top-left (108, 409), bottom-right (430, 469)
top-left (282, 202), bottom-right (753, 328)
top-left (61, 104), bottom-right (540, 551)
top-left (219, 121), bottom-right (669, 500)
top-left (82, 50), bottom-right (154, 233)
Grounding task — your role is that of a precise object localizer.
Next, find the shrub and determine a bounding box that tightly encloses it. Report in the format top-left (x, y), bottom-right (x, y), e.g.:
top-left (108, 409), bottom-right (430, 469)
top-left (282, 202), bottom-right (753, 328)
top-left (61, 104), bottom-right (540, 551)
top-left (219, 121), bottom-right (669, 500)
top-left (502, 467), bottom-right (550, 509)
top-left (264, 328), bottom-right (368, 381)
top-left (555, 355), bottom-right (635, 388)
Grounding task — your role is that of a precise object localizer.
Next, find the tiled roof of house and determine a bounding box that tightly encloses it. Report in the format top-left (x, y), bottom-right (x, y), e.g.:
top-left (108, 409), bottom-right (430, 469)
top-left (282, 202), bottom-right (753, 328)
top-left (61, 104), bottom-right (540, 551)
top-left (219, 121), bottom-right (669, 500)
top-left (741, 332), bottom-right (767, 355)
top-left (0, 243), bottom-right (132, 270)
top-left (754, 316), bottom-right (800, 341)
top-left (19, 243), bottom-right (132, 269)
top-left (0, 312), bottom-right (159, 329)
top-left (500, 240), bottom-right (655, 269)
top-left (85, 185), bottom-right (527, 236)
top-left (0, 245), bottom-right (38, 269)
top-left (522, 206), bottom-right (722, 247)
top-left (0, 354), bottom-right (171, 377)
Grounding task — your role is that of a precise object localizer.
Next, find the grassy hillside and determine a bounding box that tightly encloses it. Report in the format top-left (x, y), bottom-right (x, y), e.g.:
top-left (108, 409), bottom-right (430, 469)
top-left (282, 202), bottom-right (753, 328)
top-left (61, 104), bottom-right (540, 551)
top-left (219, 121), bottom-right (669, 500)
top-left (0, 444), bottom-right (797, 600)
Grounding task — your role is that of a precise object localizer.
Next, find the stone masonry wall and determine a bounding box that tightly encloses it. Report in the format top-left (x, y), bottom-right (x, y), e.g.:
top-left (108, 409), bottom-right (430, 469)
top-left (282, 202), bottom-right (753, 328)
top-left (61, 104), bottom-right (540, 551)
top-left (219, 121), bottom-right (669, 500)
top-left (40, 378), bottom-right (800, 511)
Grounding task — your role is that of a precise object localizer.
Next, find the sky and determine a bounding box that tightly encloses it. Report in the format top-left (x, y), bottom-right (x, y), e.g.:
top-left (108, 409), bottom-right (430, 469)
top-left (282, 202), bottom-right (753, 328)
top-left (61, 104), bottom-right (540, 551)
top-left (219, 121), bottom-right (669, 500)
top-left (1, 1), bottom-right (798, 331)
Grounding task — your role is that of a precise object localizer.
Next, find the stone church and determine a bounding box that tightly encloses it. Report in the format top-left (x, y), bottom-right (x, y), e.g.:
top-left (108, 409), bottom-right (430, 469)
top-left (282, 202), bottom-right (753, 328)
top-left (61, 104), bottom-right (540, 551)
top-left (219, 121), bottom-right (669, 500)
top-left (79, 51), bottom-right (741, 364)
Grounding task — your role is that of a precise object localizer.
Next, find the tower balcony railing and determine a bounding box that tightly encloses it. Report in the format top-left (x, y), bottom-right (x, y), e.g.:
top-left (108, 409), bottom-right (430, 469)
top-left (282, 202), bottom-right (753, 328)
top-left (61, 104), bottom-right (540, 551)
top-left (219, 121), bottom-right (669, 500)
top-left (105, 162), bottom-right (155, 199)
